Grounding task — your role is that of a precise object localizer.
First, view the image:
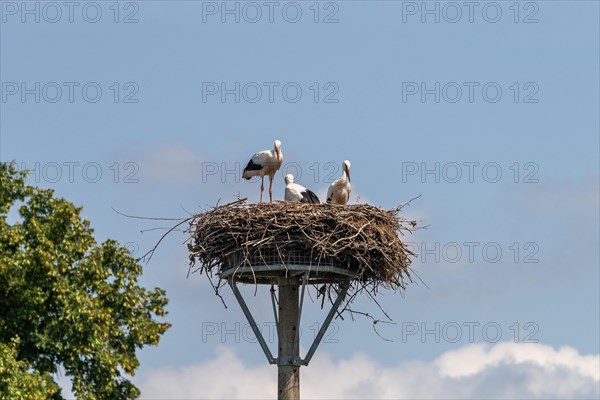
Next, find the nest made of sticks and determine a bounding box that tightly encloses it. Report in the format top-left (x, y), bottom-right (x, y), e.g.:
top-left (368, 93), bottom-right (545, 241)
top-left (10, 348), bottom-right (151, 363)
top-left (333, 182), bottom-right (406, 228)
top-left (187, 199), bottom-right (418, 293)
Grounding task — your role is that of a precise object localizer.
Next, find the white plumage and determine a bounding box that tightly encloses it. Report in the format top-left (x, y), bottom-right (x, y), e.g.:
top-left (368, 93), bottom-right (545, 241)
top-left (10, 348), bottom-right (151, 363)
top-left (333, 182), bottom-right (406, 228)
top-left (326, 160), bottom-right (351, 205)
top-left (242, 140), bottom-right (283, 202)
top-left (284, 174), bottom-right (320, 204)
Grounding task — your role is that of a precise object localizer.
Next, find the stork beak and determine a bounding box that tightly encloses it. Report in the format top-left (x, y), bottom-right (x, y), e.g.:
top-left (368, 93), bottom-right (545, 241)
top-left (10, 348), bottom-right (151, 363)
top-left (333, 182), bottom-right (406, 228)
top-left (276, 150), bottom-right (280, 162)
top-left (347, 170), bottom-right (351, 183)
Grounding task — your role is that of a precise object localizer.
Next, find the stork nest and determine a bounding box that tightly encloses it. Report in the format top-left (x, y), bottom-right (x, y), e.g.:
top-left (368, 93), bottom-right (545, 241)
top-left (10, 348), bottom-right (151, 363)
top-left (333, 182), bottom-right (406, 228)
top-left (187, 199), bottom-right (418, 293)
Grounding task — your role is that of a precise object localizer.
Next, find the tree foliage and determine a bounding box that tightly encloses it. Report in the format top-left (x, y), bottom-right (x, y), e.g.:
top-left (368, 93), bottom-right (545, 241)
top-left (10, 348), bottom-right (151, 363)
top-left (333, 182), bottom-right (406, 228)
top-left (0, 338), bottom-right (60, 399)
top-left (0, 162), bottom-right (170, 399)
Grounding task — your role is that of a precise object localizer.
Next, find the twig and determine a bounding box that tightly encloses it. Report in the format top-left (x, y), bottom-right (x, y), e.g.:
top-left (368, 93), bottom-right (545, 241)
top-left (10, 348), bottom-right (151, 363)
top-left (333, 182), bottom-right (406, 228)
top-left (343, 307), bottom-right (396, 342)
top-left (139, 218), bottom-right (193, 263)
top-left (111, 207), bottom-right (186, 221)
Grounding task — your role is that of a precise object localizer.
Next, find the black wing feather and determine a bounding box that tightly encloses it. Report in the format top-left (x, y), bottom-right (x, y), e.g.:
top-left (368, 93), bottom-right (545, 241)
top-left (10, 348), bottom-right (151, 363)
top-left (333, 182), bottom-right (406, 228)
top-left (244, 159), bottom-right (263, 172)
top-left (301, 189), bottom-right (320, 204)
top-left (242, 158), bottom-right (263, 179)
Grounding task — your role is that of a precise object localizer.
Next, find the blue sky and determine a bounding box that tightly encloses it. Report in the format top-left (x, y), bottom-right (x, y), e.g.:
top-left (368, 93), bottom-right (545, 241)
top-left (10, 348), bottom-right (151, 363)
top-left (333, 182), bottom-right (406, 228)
top-left (1, 1), bottom-right (599, 398)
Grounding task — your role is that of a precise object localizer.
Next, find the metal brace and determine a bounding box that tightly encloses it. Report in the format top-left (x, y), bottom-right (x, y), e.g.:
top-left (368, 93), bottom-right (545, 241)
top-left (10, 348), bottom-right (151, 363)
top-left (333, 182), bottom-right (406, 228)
top-left (301, 280), bottom-right (349, 366)
top-left (228, 277), bottom-right (350, 368)
top-left (228, 278), bottom-right (276, 365)
top-left (270, 284), bottom-right (279, 329)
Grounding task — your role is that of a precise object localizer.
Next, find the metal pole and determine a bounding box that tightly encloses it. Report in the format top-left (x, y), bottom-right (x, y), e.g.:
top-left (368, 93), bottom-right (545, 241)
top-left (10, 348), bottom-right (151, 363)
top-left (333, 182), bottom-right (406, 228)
top-left (277, 277), bottom-right (300, 400)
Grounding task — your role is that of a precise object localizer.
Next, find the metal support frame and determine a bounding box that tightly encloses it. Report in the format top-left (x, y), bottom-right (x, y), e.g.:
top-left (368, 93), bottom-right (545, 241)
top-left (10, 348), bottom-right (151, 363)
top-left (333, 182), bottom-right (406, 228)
top-left (270, 284), bottom-right (279, 327)
top-left (228, 278), bottom-right (276, 364)
top-left (227, 276), bottom-right (350, 368)
top-left (294, 273), bottom-right (308, 351)
top-left (302, 280), bottom-right (349, 366)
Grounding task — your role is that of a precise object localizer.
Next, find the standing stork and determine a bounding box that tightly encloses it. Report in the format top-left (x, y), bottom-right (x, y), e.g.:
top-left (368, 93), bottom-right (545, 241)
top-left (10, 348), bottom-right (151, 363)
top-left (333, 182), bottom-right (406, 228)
top-left (284, 174), bottom-right (320, 204)
top-left (242, 140), bottom-right (283, 202)
top-left (326, 160), bottom-right (351, 205)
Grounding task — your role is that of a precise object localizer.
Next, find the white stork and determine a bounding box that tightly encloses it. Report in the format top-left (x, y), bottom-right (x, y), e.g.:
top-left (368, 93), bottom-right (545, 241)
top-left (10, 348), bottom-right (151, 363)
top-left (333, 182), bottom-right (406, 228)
top-left (242, 140), bottom-right (283, 202)
top-left (326, 160), bottom-right (351, 205)
top-left (284, 174), bottom-right (320, 204)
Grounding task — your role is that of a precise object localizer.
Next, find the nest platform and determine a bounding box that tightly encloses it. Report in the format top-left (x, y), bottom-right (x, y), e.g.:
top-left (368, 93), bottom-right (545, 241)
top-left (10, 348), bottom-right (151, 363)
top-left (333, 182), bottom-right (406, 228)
top-left (187, 199), bottom-right (417, 291)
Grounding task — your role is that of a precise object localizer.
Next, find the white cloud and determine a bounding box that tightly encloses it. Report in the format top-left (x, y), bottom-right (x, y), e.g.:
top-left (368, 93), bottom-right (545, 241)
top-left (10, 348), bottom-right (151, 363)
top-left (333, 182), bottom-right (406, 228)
top-left (137, 346), bottom-right (274, 399)
top-left (136, 342), bottom-right (599, 399)
top-left (435, 342), bottom-right (599, 380)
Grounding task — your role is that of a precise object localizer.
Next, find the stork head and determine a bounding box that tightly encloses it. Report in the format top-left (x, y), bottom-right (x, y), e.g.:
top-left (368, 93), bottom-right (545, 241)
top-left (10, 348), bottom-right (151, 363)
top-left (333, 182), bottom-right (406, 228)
top-left (343, 160), bottom-right (351, 182)
top-left (274, 140), bottom-right (282, 162)
top-left (284, 174), bottom-right (294, 185)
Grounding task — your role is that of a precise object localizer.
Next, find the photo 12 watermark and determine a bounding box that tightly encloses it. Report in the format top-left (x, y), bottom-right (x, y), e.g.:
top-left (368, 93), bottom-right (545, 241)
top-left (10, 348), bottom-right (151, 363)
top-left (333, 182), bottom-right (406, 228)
top-left (123, 242), bottom-right (140, 257)
top-left (201, 161), bottom-right (347, 184)
top-left (401, 162), bottom-right (540, 184)
top-left (200, 1), bottom-right (339, 24)
top-left (201, 321), bottom-right (340, 344)
top-left (201, 81), bottom-right (340, 104)
top-left (400, 2), bottom-right (540, 24)
top-left (406, 241), bottom-right (540, 265)
top-left (1, 82), bottom-right (140, 104)
top-left (8, 161), bottom-right (140, 184)
top-left (401, 321), bottom-right (540, 344)
top-left (401, 82), bottom-right (540, 104)
top-left (1, 1), bottom-right (140, 23)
